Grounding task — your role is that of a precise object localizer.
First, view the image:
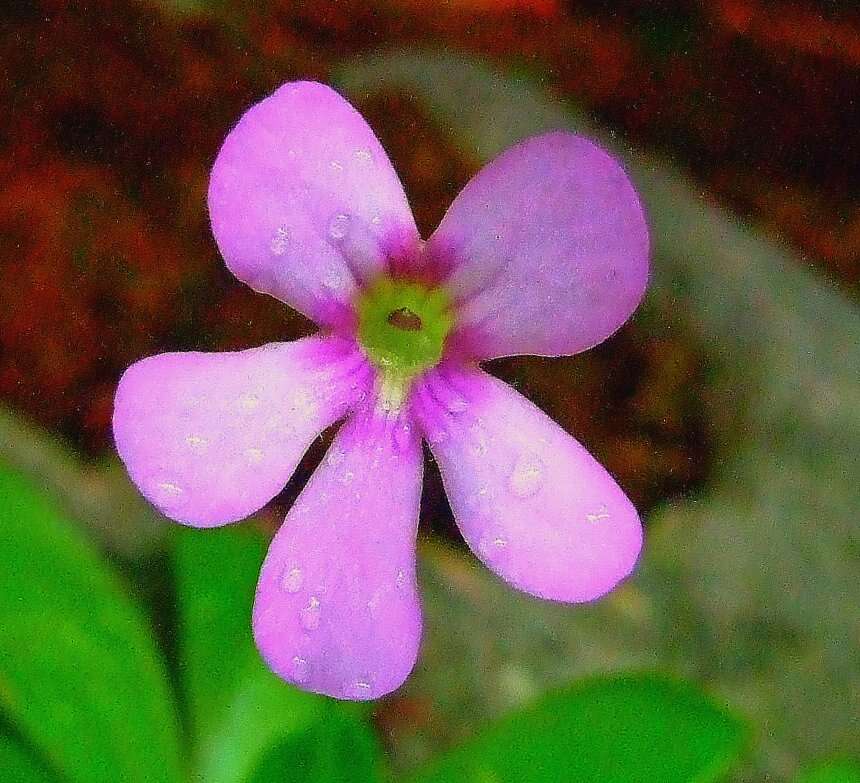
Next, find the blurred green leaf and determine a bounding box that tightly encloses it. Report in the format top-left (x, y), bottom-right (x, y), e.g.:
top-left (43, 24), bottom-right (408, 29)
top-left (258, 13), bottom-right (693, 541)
top-left (0, 467), bottom-right (182, 783)
top-left (247, 709), bottom-right (382, 783)
top-left (338, 51), bottom-right (860, 779)
top-left (408, 674), bottom-right (745, 783)
top-left (175, 526), bottom-right (272, 746)
top-left (0, 736), bottom-right (57, 783)
top-left (175, 526), bottom-right (381, 783)
top-left (795, 760), bottom-right (860, 783)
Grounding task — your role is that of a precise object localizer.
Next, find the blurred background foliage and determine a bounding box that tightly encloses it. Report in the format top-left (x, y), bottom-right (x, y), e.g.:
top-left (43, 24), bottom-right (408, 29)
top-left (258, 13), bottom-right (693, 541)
top-left (1, 1), bottom-right (858, 781)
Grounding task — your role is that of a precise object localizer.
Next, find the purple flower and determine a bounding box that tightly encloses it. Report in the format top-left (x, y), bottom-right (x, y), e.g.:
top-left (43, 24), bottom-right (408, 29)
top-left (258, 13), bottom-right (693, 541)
top-left (113, 81), bottom-right (649, 700)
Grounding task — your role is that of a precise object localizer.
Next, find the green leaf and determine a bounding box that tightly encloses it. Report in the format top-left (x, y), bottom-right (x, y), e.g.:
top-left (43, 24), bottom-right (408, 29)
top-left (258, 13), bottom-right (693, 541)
top-left (175, 526), bottom-right (382, 783)
top-left (247, 709), bottom-right (382, 783)
top-left (0, 736), bottom-right (57, 783)
top-left (796, 760), bottom-right (860, 783)
top-left (174, 525), bottom-right (272, 746)
top-left (409, 674), bottom-right (745, 783)
top-left (0, 467), bottom-right (182, 783)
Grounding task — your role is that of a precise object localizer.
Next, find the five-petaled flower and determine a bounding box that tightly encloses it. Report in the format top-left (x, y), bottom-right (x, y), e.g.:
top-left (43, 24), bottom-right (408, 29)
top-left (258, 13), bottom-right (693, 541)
top-left (113, 81), bottom-right (649, 700)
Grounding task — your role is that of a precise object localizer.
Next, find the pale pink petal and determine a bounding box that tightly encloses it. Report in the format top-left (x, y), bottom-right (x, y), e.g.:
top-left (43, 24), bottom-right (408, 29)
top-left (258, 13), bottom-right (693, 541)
top-left (425, 131), bottom-right (649, 359)
top-left (208, 81), bottom-right (420, 329)
top-left (253, 407), bottom-right (423, 700)
top-left (113, 336), bottom-right (371, 527)
top-left (413, 365), bottom-right (643, 602)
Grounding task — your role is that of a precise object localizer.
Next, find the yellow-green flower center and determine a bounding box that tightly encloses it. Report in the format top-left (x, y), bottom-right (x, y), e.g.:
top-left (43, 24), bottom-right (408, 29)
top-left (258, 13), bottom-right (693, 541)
top-left (356, 277), bottom-right (453, 408)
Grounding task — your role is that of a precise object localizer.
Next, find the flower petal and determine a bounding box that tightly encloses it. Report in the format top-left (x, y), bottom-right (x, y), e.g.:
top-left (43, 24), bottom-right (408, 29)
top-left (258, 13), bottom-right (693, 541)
top-left (208, 81), bottom-right (420, 329)
top-left (253, 407), bottom-right (423, 700)
top-left (113, 335), bottom-right (370, 527)
top-left (425, 131), bottom-right (649, 359)
top-left (414, 365), bottom-right (642, 602)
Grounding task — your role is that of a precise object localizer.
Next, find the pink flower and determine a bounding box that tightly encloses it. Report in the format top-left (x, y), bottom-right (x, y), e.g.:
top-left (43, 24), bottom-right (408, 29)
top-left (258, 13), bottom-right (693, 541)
top-left (113, 82), bottom-right (649, 700)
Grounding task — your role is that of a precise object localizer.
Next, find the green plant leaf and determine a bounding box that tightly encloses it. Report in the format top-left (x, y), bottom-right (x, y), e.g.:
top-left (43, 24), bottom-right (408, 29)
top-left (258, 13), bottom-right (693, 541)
top-left (0, 467), bottom-right (182, 783)
top-left (175, 526), bottom-right (381, 783)
top-left (247, 709), bottom-right (382, 783)
top-left (174, 525), bottom-right (272, 746)
top-left (408, 674), bottom-right (745, 783)
top-left (0, 736), bottom-right (57, 783)
top-left (796, 760), bottom-right (860, 783)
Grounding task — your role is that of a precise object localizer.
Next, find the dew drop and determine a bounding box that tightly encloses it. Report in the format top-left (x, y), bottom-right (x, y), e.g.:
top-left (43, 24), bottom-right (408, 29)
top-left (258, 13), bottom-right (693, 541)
top-left (395, 568), bottom-right (407, 590)
top-left (340, 470), bottom-right (355, 485)
top-left (508, 453), bottom-right (545, 497)
top-left (245, 447), bottom-right (264, 463)
top-left (586, 505), bottom-right (611, 523)
top-left (292, 656), bottom-right (310, 684)
top-left (469, 422), bottom-right (488, 456)
top-left (185, 435), bottom-right (208, 451)
top-left (347, 679), bottom-right (373, 699)
top-left (328, 213), bottom-right (350, 241)
top-left (393, 420), bottom-right (412, 451)
top-left (238, 392), bottom-right (261, 411)
top-left (300, 596), bottom-right (321, 631)
top-left (467, 485), bottom-right (490, 509)
top-left (353, 148), bottom-right (373, 162)
top-left (426, 425), bottom-right (449, 446)
top-left (156, 481), bottom-right (183, 497)
top-left (281, 566), bottom-right (303, 594)
top-left (290, 389), bottom-right (318, 418)
top-left (270, 226), bottom-right (289, 255)
top-left (323, 267), bottom-right (345, 291)
top-left (478, 533), bottom-right (508, 559)
top-left (329, 159), bottom-right (344, 172)
top-left (326, 446), bottom-right (346, 467)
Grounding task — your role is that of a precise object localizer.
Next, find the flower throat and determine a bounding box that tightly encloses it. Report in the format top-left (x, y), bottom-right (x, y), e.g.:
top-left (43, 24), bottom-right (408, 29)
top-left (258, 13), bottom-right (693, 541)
top-left (356, 278), bottom-right (453, 409)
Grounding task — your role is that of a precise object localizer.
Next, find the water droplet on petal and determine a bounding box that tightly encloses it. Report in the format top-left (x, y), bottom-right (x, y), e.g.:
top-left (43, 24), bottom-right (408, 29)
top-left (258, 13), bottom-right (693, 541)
top-left (393, 420), bottom-right (412, 451)
top-left (270, 226), bottom-right (289, 255)
top-left (347, 679), bottom-right (373, 699)
top-left (478, 533), bottom-right (508, 559)
top-left (469, 422), bottom-right (488, 456)
top-left (281, 566), bottom-right (303, 594)
top-left (326, 446), bottom-right (345, 467)
top-left (185, 435), bottom-right (208, 452)
top-left (329, 159), bottom-right (344, 172)
top-left (156, 481), bottom-right (183, 497)
top-left (426, 425), bottom-right (448, 446)
top-left (328, 213), bottom-right (350, 241)
top-left (586, 505), bottom-right (611, 523)
top-left (323, 267), bottom-right (344, 291)
top-left (245, 447), bottom-right (264, 463)
top-left (300, 596), bottom-right (321, 631)
top-left (508, 453), bottom-right (545, 497)
top-left (395, 568), bottom-right (407, 590)
top-left (353, 148), bottom-right (373, 162)
top-left (467, 485), bottom-right (491, 509)
top-left (237, 392), bottom-right (261, 411)
top-left (292, 656), bottom-right (310, 684)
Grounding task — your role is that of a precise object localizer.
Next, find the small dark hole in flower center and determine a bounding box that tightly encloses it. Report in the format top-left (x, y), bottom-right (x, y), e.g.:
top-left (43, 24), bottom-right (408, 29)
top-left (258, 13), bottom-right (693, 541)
top-left (387, 307), bottom-right (423, 332)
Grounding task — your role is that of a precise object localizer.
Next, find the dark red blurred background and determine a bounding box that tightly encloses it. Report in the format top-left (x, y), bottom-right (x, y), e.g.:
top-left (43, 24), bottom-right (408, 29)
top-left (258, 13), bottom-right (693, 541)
top-left (1, 0), bottom-right (857, 516)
